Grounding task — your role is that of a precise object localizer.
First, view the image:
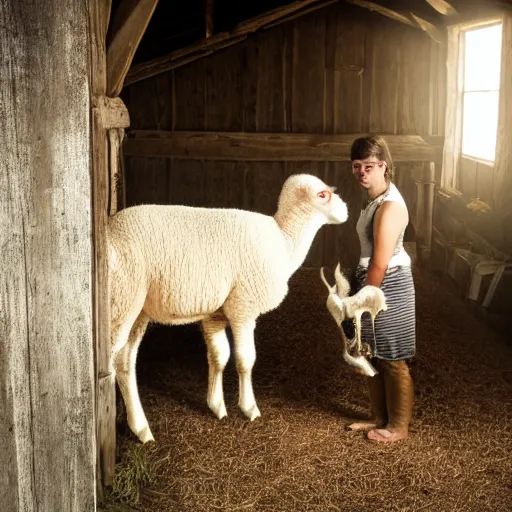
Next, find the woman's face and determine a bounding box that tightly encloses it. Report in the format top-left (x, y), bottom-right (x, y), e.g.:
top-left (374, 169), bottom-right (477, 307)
top-left (351, 158), bottom-right (387, 190)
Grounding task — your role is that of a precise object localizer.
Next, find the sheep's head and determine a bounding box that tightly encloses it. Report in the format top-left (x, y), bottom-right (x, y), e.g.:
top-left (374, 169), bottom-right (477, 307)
top-left (277, 174), bottom-right (348, 225)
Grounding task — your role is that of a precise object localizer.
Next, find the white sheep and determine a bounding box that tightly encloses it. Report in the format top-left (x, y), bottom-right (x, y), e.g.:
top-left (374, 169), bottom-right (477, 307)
top-left (320, 264), bottom-right (388, 377)
top-left (108, 173), bottom-right (348, 443)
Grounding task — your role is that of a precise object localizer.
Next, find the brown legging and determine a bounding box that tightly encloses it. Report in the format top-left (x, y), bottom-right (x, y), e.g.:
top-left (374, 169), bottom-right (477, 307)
top-left (367, 358), bottom-right (414, 432)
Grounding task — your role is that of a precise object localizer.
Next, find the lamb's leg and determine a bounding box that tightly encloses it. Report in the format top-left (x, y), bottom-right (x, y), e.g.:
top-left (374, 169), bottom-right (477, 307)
top-left (231, 319), bottom-right (260, 421)
top-left (201, 317), bottom-right (230, 420)
top-left (354, 310), bottom-right (363, 355)
top-left (114, 313), bottom-right (153, 443)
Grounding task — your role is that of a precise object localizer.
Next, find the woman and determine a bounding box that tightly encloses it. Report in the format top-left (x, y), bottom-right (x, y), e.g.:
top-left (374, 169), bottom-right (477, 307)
top-left (348, 134), bottom-right (416, 443)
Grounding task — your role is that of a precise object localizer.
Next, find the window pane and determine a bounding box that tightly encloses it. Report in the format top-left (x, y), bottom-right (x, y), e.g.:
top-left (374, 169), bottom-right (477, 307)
top-left (464, 23), bottom-right (502, 92)
top-left (461, 91), bottom-right (499, 161)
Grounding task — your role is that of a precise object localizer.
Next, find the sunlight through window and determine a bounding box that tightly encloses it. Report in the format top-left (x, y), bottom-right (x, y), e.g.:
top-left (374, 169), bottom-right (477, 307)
top-left (461, 23), bottom-right (502, 162)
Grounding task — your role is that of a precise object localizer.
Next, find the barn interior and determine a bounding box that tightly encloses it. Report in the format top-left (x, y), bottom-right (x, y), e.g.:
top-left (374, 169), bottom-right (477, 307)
top-left (100, 0), bottom-right (512, 510)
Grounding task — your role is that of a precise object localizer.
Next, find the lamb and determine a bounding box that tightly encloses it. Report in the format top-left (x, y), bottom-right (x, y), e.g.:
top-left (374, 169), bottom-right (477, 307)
top-left (320, 264), bottom-right (388, 377)
top-left (108, 173), bottom-right (349, 443)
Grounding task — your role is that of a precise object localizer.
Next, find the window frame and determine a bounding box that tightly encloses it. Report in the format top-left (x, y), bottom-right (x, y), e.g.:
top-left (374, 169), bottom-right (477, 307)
top-left (460, 20), bottom-right (502, 164)
top-left (442, 16), bottom-right (504, 194)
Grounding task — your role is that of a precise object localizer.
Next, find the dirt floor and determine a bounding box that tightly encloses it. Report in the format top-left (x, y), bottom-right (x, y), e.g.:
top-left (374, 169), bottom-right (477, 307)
top-left (102, 259), bottom-right (512, 512)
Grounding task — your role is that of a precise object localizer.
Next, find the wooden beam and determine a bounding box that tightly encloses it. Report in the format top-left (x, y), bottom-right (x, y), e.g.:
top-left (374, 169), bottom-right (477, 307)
top-left (410, 12), bottom-right (444, 43)
top-left (123, 130), bottom-right (442, 162)
top-left (106, 0), bottom-right (159, 96)
top-left (424, 0), bottom-right (458, 16)
top-left (263, 0), bottom-right (339, 30)
top-left (125, 0), bottom-right (339, 87)
top-left (344, 0), bottom-right (415, 27)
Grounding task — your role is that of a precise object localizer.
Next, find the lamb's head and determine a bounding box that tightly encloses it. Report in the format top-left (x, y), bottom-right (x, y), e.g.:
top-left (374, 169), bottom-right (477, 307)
top-left (276, 174), bottom-right (348, 225)
top-left (320, 263), bottom-right (351, 299)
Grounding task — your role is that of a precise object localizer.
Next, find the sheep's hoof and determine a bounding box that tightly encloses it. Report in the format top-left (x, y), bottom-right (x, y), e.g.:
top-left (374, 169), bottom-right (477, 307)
top-left (137, 426), bottom-right (155, 444)
top-left (241, 404), bottom-right (261, 421)
top-left (210, 401), bottom-right (228, 420)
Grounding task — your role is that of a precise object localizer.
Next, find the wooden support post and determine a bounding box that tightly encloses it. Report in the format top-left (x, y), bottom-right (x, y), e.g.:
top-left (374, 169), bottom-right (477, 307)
top-left (1, 0), bottom-right (97, 509)
top-left (96, 96), bottom-right (131, 216)
top-left (415, 162), bottom-right (436, 263)
top-left (89, 0), bottom-right (116, 492)
top-left (205, 0), bottom-right (214, 38)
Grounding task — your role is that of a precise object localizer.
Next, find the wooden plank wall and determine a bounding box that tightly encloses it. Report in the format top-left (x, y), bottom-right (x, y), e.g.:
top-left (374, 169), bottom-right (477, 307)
top-left (121, 3), bottom-right (433, 270)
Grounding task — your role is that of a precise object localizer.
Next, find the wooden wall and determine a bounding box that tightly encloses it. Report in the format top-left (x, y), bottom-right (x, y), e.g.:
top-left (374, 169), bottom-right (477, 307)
top-left (0, 0), bottom-right (97, 510)
top-left (121, 3), bottom-right (436, 269)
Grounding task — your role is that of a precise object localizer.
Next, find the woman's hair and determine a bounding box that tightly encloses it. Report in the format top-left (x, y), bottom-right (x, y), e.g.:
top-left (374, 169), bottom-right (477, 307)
top-left (350, 134), bottom-right (394, 182)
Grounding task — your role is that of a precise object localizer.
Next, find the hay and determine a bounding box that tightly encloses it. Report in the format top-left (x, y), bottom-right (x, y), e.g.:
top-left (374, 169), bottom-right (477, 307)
top-left (104, 262), bottom-right (512, 512)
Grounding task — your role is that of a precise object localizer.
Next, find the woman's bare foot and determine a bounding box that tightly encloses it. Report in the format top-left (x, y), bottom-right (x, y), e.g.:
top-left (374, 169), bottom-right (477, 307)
top-left (367, 428), bottom-right (408, 443)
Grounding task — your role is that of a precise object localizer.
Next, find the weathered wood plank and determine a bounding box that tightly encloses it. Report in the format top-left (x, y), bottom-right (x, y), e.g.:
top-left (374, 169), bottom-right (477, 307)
top-left (205, 45), bottom-right (244, 131)
top-left (370, 22), bottom-right (401, 133)
top-left (123, 131), bottom-right (441, 162)
top-left (124, 73), bottom-right (171, 209)
top-left (291, 11), bottom-right (326, 133)
top-left (168, 159), bottom-right (205, 207)
top-left (245, 162), bottom-right (287, 215)
top-left (1, 0), bottom-right (96, 509)
top-left (324, 6), bottom-right (337, 134)
top-left (174, 61), bottom-right (206, 130)
top-left (397, 28), bottom-right (430, 134)
top-left (257, 26), bottom-right (288, 132)
top-left (97, 96), bottom-right (130, 129)
top-left (333, 12), bottom-right (366, 133)
top-left (242, 38), bottom-right (258, 132)
top-left (125, 157), bottom-right (169, 206)
top-left (106, 0), bottom-right (159, 96)
top-left (323, 161), bottom-right (362, 270)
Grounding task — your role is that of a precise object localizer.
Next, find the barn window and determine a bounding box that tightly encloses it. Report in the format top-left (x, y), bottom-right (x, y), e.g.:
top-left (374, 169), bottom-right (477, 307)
top-left (460, 23), bottom-right (502, 163)
top-left (441, 17), bottom-right (506, 200)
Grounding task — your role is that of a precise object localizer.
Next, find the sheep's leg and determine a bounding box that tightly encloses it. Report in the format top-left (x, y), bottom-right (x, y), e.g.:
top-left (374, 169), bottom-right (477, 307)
top-left (201, 317), bottom-right (230, 420)
top-left (354, 311), bottom-right (363, 355)
top-left (114, 313), bottom-right (153, 443)
top-left (231, 319), bottom-right (260, 421)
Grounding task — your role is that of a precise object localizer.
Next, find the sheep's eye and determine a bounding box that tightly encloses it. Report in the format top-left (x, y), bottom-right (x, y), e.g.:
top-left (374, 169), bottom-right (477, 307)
top-left (318, 191), bottom-right (328, 199)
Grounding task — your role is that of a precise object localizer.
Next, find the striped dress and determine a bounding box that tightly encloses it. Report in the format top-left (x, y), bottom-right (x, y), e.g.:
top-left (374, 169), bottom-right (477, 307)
top-left (355, 183), bottom-right (416, 361)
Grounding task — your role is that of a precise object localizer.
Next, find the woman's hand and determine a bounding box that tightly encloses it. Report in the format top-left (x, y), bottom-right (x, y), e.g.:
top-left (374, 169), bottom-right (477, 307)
top-left (366, 201), bottom-right (408, 288)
